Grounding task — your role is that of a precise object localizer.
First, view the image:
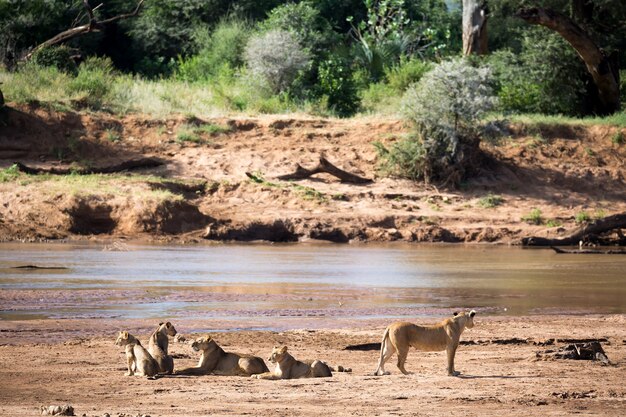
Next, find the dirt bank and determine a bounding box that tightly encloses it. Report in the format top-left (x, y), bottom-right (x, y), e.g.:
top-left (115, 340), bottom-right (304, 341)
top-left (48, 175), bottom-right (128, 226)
top-left (1, 315), bottom-right (625, 416)
top-left (1, 104), bottom-right (625, 244)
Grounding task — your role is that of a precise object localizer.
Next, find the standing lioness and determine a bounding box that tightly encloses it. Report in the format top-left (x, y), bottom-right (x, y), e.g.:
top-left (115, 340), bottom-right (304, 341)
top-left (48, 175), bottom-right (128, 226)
top-left (374, 310), bottom-right (476, 376)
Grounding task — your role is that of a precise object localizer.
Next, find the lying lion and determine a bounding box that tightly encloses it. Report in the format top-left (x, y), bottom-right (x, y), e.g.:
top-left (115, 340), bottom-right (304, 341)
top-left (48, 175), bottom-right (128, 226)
top-left (115, 331), bottom-right (159, 378)
top-left (176, 335), bottom-right (269, 376)
top-left (374, 310), bottom-right (476, 376)
top-left (253, 346), bottom-right (351, 380)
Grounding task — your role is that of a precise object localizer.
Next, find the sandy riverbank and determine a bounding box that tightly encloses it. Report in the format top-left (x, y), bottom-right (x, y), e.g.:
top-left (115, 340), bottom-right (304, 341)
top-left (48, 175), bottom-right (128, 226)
top-left (1, 315), bottom-right (625, 416)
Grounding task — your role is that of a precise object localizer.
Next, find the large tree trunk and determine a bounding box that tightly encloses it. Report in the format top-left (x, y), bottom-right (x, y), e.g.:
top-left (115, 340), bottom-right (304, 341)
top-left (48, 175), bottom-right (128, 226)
top-left (517, 7), bottom-right (620, 115)
top-left (462, 0), bottom-right (489, 55)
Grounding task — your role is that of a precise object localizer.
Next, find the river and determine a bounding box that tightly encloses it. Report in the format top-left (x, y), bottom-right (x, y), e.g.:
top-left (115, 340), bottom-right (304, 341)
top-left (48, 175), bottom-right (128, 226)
top-left (1, 242), bottom-right (625, 326)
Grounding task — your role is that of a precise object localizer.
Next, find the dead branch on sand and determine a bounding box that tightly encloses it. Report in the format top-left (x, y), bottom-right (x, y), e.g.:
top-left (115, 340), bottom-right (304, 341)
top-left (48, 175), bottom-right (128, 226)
top-left (276, 156), bottom-right (372, 184)
top-left (14, 157), bottom-right (164, 175)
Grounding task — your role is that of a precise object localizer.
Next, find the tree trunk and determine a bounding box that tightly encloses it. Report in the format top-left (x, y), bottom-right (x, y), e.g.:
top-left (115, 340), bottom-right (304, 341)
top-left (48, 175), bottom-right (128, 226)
top-left (462, 0), bottom-right (489, 55)
top-left (516, 7), bottom-right (620, 115)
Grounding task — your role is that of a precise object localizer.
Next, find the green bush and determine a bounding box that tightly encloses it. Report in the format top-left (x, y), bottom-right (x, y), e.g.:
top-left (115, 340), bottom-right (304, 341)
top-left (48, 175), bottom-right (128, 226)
top-left (31, 45), bottom-right (77, 74)
top-left (244, 30), bottom-right (311, 93)
top-left (68, 57), bottom-right (116, 109)
top-left (378, 59), bottom-right (496, 184)
top-left (385, 58), bottom-right (432, 93)
top-left (488, 28), bottom-right (586, 115)
top-left (317, 58), bottom-right (360, 117)
top-left (176, 19), bottom-right (251, 82)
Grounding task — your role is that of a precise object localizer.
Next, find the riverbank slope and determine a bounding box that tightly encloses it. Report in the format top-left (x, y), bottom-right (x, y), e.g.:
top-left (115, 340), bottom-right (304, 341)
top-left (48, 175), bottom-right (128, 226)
top-left (1, 105), bottom-right (625, 244)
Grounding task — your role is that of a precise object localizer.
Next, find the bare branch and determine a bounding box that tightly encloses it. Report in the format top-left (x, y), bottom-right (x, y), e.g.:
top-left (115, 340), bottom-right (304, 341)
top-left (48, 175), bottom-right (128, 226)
top-left (24, 0), bottom-right (145, 61)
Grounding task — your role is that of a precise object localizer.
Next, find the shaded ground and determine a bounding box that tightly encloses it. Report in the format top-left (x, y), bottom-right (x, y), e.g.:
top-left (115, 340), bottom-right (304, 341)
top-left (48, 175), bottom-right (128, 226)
top-left (1, 104), bottom-right (625, 243)
top-left (1, 315), bottom-right (625, 416)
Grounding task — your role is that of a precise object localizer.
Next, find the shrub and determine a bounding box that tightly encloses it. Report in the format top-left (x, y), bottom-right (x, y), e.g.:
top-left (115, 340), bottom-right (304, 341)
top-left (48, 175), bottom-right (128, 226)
top-left (575, 211), bottom-right (591, 224)
top-left (176, 19), bottom-right (251, 82)
top-left (68, 57), bottom-right (116, 109)
top-left (488, 28), bottom-right (586, 115)
top-left (1, 63), bottom-right (71, 105)
top-left (317, 58), bottom-right (360, 117)
top-left (377, 59), bottom-right (496, 184)
top-left (385, 58), bottom-right (432, 93)
top-left (522, 208), bottom-right (543, 225)
top-left (259, 2), bottom-right (337, 59)
top-left (31, 45), bottom-right (77, 74)
top-left (244, 30), bottom-right (311, 93)
top-left (478, 193), bottom-right (504, 208)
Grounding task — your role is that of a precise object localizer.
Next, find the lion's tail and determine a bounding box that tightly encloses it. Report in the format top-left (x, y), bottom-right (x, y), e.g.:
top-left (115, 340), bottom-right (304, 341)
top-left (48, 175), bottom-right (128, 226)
top-left (374, 326), bottom-right (391, 374)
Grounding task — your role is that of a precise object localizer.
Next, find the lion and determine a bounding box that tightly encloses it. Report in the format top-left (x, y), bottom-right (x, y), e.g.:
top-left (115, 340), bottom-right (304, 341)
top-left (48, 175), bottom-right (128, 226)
top-left (253, 346), bottom-right (351, 380)
top-left (176, 335), bottom-right (269, 376)
top-left (115, 331), bottom-right (159, 378)
top-left (374, 310), bottom-right (476, 377)
top-left (148, 321), bottom-right (177, 374)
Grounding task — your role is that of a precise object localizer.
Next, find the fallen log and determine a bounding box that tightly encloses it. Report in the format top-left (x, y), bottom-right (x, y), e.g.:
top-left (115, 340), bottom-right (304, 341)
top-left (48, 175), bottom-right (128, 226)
top-left (14, 157), bottom-right (164, 175)
top-left (550, 246), bottom-right (626, 254)
top-left (522, 212), bottom-right (626, 246)
top-left (277, 156), bottom-right (372, 184)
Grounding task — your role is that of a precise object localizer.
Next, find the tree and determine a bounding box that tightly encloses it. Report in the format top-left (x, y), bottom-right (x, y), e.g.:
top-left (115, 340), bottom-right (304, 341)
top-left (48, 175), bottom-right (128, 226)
top-left (462, 0), bottom-right (489, 55)
top-left (516, 6), bottom-right (620, 114)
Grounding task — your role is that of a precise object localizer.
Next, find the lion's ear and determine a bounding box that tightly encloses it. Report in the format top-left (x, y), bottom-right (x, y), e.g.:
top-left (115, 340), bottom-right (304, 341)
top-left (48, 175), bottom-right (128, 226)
top-left (280, 346), bottom-right (288, 353)
top-left (469, 310), bottom-right (476, 318)
top-left (453, 311), bottom-right (459, 316)
top-left (158, 322), bottom-right (164, 326)
top-left (121, 331), bottom-right (129, 338)
top-left (165, 322), bottom-right (172, 328)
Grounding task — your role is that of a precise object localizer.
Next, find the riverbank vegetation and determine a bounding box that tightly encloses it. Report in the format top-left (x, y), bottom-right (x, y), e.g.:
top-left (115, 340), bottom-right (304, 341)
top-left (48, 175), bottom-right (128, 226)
top-left (1, 0), bottom-right (625, 187)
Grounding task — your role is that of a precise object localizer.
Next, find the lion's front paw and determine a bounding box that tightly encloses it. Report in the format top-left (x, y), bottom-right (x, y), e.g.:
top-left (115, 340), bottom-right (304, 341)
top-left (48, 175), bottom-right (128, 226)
top-left (124, 372), bottom-right (133, 376)
top-left (448, 371), bottom-right (461, 377)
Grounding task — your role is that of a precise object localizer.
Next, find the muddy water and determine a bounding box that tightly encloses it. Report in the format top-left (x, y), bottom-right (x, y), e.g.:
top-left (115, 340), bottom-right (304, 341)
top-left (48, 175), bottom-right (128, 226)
top-left (1, 242), bottom-right (626, 325)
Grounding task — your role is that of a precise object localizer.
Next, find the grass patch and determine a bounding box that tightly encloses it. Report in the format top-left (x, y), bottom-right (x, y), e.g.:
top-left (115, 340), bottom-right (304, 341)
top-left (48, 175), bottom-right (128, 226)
top-left (104, 129), bottom-right (121, 143)
top-left (575, 211), bottom-right (591, 224)
top-left (176, 125), bottom-right (202, 143)
top-left (194, 123), bottom-right (232, 135)
top-left (477, 193), bottom-right (504, 208)
top-left (504, 112), bottom-right (626, 128)
top-left (0, 164), bottom-right (20, 182)
top-left (521, 208), bottom-right (543, 225)
top-left (612, 131), bottom-right (624, 145)
top-left (545, 219), bottom-right (562, 228)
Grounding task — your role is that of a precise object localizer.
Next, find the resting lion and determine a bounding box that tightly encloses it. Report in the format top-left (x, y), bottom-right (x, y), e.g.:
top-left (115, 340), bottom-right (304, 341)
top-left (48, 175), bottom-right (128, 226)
top-left (253, 346), bottom-right (351, 380)
top-left (148, 321), bottom-right (177, 374)
top-left (115, 331), bottom-right (159, 378)
top-left (176, 335), bottom-right (269, 376)
top-left (374, 310), bottom-right (476, 376)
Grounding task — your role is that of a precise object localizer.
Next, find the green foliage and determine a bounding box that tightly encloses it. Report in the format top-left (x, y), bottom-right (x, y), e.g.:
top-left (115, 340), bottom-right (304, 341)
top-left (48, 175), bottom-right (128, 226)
top-left (317, 58), bottom-right (360, 117)
top-left (68, 57), bottom-right (116, 109)
top-left (385, 58), bottom-right (432, 93)
top-left (612, 131), bottom-right (625, 145)
top-left (545, 219), bottom-right (562, 228)
top-left (379, 59), bottom-right (496, 184)
top-left (478, 193), bottom-right (504, 208)
top-left (244, 30), bottom-right (311, 93)
top-left (176, 125), bottom-right (202, 143)
top-left (575, 211), bottom-right (591, 224)
top-left (259, 2), bottom-right (337, 59)
top-left (0, 164), bottom-right (20, 183)
top-left (31, 45), bottom-right (77, 74)
top-left (176, 19), bottom-right (251, 82)
top-left (488, 28), bottom-right (586, 115)
top-left (402, 59), bottom-right (496, 134)
top-left (522, 208), bottom-right (543, 225)
top-left (1, 63), bottom-right (71, 105)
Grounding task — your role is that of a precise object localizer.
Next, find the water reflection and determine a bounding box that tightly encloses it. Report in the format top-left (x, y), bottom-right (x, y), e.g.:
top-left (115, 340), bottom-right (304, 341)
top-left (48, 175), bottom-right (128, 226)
top-left (1, 242), bottom-right (625, 321)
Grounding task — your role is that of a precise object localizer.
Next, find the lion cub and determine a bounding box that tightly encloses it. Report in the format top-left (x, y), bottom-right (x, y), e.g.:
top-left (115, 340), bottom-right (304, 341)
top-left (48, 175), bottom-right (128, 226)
top-left (148, 321), bottom-right (177, 374)
top-left (115, 331), bottom-right (159, 378)
top-left (176, 335), bottom-right (269, 376)
top-left (253, 346), bottom-right (350, 380)
top-left (374, 310), bottom-right (476, 377)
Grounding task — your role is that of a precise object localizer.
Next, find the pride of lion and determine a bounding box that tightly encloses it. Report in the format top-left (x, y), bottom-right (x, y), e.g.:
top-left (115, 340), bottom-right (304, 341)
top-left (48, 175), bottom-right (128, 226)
top-left (115, 310), bottom-right (476, 380)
